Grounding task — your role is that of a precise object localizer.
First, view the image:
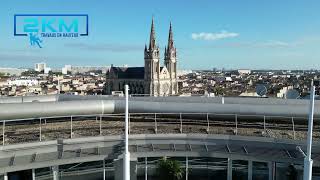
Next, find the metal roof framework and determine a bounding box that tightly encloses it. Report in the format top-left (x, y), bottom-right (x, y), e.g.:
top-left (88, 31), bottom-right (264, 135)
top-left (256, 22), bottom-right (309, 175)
top-left (0, 134), bottom-right (318, 173)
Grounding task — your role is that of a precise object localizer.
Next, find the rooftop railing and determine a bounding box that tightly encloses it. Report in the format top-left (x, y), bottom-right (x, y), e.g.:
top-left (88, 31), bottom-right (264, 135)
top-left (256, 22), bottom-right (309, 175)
top-left (0, 112), bottom-right (318, 146)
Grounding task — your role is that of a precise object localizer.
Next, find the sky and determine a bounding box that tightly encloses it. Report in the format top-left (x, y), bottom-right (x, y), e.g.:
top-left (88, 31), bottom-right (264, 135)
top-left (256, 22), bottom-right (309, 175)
top-left (0, 0), bottom-right (320, 70)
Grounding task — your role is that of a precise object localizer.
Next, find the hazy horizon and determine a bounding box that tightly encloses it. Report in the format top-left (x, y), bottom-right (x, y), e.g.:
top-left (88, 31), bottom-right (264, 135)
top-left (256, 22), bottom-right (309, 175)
top-left (1, 0), bottom-right (319, 69)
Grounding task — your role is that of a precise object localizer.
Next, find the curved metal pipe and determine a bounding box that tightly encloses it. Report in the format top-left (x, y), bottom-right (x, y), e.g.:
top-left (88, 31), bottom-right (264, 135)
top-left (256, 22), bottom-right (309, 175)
top-left (114, 100), bottom-right (316, 118)
top-left (0, 98), bottom-right (319, 121)
top-left (0, 95), bottom-right (58, 103)
top-left (0, 100), bottom-right (114, 120)
top-left (1, 94), bottom-right (319, 106)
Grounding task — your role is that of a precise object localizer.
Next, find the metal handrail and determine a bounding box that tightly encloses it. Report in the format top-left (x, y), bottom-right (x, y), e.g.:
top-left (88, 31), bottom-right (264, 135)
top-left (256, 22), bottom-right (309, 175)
top-left (0, 111), bottom-right (315, 146)
top-left (0, 111), bottom-right (313, 123)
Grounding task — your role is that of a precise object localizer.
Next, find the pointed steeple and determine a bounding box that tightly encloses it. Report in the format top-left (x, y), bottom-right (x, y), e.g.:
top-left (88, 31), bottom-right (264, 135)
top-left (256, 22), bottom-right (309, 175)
top-left (167, 22), bottom-right (174, 51)
top-left (149, 17), bottom-right (156, 50)
top-left (144, 44), bottom-right (147, 51)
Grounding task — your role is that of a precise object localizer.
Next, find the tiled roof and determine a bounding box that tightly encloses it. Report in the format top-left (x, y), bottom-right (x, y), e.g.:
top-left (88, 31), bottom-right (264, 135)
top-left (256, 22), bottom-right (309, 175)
top-left (110, 67), bottom-right (144, 79)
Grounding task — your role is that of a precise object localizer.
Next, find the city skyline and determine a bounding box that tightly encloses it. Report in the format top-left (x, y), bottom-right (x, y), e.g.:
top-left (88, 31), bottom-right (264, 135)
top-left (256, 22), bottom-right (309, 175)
top-left (0, 0), bottom-right (320, 69)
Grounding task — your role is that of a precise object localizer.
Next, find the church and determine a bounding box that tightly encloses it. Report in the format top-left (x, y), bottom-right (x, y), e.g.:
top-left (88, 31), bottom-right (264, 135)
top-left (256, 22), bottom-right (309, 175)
top-left (105, 18), bottom-right (179, 96)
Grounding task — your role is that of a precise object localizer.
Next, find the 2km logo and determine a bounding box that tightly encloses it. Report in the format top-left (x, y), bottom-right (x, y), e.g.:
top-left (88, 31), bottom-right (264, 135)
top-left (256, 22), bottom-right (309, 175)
top-left (14, 14), bottom-right (89, 48)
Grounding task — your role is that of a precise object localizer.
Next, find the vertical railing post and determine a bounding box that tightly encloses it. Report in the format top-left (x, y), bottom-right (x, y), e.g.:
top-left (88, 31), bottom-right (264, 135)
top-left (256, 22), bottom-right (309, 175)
top-left (70, 116), bottom-right (73, 139)
top-left (100, 115), bottom-right (102, 136)
top-left (103, 159), bottom-right (106, 180)
top-left (185, 156), bottom-right (189, 180)
top-left (124, 85), bottom-right (130, 180)
top-left (128, 113), bottom-right (131, 135)
top-left (227, 158), bottom-right (232, 180)
top-left (39, 118), bottom-right (42, 141)
top-left (263, 115), bottom-right (266, 133)
top-left (248, 160), bottom-right (253, 180)
top-left (180, 113), bottom-right (183, 133)
top-left (2, 120), bottom-right (5, 146)
top-left (292, 117), bottom-right (296, 140)
top-left (32, 169), bottom-right (36, 180)
top-left (235, 114), bottom-right (238, 135)
top-left (145, 157), bottom-right (148, 180)
top-left (268, 162), bottom-right (274, 180)
top-left (4, 173), bottom-right (7, 180)
top-left (154, 113), bottom-right (157, 134)
top-left (303, 84), bottom-right (315, 180)
top-left (52, 166), bottom-right (59, 180)
top-left (206, 113), bottom-right (210, 133)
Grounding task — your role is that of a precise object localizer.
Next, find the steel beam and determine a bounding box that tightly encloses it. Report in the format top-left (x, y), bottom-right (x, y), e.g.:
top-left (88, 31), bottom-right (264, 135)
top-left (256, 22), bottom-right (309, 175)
top-left (227, 158), bottom-right (232, 180)
top-left (248, 160), bottom-right (252, 180)
top-left (52, 166), bottom-right (59, 180)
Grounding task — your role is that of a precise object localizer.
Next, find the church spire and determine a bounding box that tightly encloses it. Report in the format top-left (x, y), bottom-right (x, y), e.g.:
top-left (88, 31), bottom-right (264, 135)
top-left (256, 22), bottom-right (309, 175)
top-left (149, 17), bottom-right (156, 50)
top-left (167, 22), bottom-right (174, 51)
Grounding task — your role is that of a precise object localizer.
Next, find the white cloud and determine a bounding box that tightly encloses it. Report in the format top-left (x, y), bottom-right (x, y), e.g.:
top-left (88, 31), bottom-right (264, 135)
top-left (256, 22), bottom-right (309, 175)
top-left (202, 40), bottom-right (294, 49)
top-left (257, 40), bottom-right (291, 47)
top-left (191, 30), bottom-right (239, 41)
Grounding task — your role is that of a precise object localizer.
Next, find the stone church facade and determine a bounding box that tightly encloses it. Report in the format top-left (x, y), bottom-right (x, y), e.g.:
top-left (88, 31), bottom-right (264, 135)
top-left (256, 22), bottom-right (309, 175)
top-left (105, 18), bottom-right (178, 96)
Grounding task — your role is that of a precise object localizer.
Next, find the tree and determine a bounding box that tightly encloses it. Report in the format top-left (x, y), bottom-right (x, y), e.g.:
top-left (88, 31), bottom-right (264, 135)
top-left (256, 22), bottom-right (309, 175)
top-left (286, 164), bottom-right (297, 180)
top-left (213, 86), bottom-right (225, 96)
top-left (21, 70), bottom-right (39, 76)
top-left (49, 71), bottom-right (62, 76)
top-left (157, 157), bottom-right (184, 180)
